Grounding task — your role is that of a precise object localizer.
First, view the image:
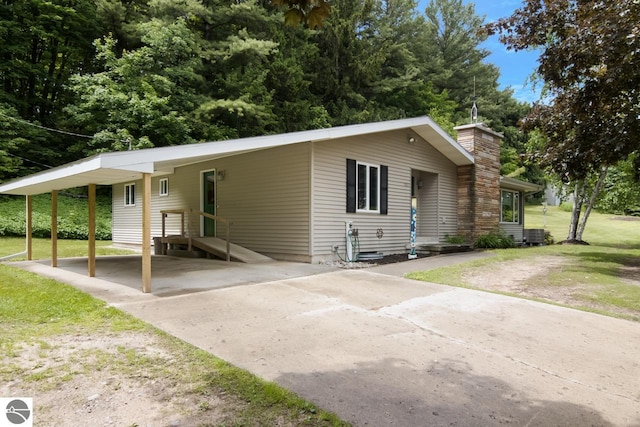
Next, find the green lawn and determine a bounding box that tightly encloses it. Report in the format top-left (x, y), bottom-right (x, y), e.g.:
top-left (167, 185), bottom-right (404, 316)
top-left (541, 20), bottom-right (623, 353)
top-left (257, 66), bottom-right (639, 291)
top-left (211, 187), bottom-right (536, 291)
top-left (408, 205), bottom-right (640, 321)
top-left (525, 204), bottom-right (640, 248)
top-left (0, 237), bottom-right (133, 260)
top-left (0, 193), bottom-right (112, 240)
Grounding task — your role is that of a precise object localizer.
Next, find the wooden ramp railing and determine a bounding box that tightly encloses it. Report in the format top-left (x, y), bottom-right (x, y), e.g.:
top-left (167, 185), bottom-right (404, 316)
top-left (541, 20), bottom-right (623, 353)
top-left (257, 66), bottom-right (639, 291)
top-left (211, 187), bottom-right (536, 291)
top-left (160, 209), bottom-right (232, 262)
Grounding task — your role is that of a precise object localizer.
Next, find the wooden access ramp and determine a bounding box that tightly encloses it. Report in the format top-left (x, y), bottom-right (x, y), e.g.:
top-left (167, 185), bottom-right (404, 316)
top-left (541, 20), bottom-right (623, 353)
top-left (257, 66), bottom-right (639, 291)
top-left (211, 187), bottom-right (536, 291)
top-left (191, 237), bottom-right (272, 263)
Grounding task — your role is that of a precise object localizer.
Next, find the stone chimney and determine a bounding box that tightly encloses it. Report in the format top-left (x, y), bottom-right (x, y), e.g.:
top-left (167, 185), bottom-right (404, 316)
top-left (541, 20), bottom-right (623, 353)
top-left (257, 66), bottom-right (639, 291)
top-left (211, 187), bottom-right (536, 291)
top-left (454, 123), bottom-right (502, 241)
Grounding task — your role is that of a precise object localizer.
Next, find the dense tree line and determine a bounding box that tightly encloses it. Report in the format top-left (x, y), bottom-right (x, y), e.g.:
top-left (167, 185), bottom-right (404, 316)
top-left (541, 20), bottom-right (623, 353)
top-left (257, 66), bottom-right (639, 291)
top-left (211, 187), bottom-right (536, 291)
top-left (0, 0), bottom-right (533, 183)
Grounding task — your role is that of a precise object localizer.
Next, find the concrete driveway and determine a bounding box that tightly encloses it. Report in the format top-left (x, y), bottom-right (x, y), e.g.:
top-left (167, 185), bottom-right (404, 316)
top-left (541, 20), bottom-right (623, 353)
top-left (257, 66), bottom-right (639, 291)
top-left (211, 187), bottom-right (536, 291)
top-left (14, 257), bottom-right (640, 426)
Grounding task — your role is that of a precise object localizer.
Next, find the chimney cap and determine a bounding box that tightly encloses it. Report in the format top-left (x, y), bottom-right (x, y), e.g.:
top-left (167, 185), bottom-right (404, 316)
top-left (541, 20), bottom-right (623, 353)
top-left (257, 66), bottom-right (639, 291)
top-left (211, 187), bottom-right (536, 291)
top-left (454, 123), bottom-right (504, 139)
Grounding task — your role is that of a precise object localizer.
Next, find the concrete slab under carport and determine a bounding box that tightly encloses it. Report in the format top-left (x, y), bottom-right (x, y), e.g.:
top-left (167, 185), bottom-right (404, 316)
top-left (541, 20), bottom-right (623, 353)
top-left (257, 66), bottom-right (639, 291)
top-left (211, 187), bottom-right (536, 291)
top-left (12, 255), bottom-right (337, 300)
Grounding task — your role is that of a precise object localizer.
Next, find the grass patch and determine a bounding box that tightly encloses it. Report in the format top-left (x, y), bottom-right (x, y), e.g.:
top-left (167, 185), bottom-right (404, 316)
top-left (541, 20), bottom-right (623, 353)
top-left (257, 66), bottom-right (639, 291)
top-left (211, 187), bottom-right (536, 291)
top-left (0, 237), bottom-right (133, 260)
top-left (0, 193), bottom-right (113, 240)
top-left (0, 264), bottom-right (348, 425)
top-left (525, 204), bottom-right (640, 249)
top-left (408, 206), bottom-right (640, 321)
top-left (0, 265), bottom-right (144, 339)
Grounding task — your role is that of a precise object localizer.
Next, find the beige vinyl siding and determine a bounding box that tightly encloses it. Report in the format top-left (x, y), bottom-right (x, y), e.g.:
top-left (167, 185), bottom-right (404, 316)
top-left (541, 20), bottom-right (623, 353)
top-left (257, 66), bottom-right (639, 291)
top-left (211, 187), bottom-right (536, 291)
top-left (416, 172), bottom-right (439, 241)
top-left (112, 176), bottom-right (190, 245)
top-left (499, 223), bottom-right (523, 242)
top-left (112, 144), bottom-right (311, 259)
top-left (113, 183), bottom-right (142, 244)
top-left (311, 130), bottom-right (459, 261)
top-left (213, 143), bottom-right (311, 258)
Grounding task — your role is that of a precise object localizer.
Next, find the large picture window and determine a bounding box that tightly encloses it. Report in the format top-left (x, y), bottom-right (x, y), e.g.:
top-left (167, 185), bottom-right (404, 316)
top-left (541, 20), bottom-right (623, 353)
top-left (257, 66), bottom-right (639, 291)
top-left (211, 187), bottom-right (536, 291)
top-left (501, 189), bottom-right (520, 223)
top-left (124, 183), bottom-right (136, 207)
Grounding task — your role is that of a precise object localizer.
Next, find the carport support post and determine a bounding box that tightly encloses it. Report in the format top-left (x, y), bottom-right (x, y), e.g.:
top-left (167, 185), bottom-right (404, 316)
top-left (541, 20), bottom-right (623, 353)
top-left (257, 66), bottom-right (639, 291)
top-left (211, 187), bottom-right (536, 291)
top-left (26, 195), bottom-right (33, 260)
top-left (142, 173), bottom-right (152, 293)
top-left (88, 184), bottom-right (96, 277)
top-left (51, 190), bottom-right (58, 267)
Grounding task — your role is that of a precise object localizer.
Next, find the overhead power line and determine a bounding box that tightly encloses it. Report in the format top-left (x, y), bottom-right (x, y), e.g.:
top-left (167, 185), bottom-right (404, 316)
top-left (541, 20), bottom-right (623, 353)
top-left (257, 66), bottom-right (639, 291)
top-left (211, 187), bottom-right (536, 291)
top-left (5, 152), bottom-right (53, 169)
top-left (0, 111), bottom-right (94, 139)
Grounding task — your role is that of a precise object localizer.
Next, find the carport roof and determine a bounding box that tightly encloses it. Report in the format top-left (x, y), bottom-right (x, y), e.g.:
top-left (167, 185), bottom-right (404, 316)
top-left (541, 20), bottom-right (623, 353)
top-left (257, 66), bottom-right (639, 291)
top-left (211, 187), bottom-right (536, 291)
top-left (0, 116), bottom-right (474, 195)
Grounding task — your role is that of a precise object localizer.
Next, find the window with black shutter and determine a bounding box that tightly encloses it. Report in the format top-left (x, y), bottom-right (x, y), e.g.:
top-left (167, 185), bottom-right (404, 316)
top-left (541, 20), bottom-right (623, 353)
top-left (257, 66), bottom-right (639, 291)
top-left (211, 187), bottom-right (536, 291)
top-left (346, 159), bottom-right (387, 215)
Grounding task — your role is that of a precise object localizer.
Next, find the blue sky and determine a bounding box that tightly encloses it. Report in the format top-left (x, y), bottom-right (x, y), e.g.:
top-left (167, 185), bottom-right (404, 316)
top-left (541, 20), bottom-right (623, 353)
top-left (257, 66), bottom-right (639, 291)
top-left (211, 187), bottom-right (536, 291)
top-left (417, 0), bottom-right (541, 103)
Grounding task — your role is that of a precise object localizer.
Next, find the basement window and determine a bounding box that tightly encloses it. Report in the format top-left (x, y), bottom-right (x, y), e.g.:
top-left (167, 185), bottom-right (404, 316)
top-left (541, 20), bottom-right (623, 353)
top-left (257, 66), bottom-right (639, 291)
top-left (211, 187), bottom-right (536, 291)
top-left (124, 183), bottom-right (136, 207)
top-left (159, 178), bottom-right (169, 197)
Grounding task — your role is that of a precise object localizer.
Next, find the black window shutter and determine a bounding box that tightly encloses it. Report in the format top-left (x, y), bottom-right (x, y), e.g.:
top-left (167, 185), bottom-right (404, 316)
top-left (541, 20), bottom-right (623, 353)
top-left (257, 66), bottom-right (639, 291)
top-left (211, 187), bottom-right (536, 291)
top-left (380, 165), bottom-right (388, 215)
top-left (346, 159), bottom-right (356, 213)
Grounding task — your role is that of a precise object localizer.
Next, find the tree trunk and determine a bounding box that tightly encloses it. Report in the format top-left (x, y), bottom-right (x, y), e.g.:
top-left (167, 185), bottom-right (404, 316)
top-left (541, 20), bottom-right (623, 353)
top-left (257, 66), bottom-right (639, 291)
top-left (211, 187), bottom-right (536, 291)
top-left (567, 180), bottom-right (585, 240)
top-left (576, 166), bottom-right (609, 241)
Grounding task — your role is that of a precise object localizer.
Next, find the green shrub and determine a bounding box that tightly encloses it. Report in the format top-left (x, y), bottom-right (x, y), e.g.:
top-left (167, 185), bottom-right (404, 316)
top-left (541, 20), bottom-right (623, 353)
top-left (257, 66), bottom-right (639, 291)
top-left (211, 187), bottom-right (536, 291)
top-left (475, 232), bottom-right (516, 249)
top-left (544, 230), bottom-right (555, 245)
top-left (445, 234), bottom-right (466, 244)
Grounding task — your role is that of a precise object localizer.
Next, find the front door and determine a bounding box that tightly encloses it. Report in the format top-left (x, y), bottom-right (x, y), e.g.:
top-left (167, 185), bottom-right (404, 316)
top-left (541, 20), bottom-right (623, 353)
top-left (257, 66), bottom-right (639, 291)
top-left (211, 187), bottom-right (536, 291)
top-left (203, 170), bottom-right (216, 236)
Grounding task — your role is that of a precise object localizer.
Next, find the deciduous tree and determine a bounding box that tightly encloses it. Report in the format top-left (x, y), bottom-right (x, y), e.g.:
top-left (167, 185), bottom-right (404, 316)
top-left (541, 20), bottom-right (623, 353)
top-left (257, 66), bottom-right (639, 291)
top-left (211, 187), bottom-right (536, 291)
top-left (65, 19), bottom-right (202, 153)
top-left (488, 0), bottom-right (640, 242)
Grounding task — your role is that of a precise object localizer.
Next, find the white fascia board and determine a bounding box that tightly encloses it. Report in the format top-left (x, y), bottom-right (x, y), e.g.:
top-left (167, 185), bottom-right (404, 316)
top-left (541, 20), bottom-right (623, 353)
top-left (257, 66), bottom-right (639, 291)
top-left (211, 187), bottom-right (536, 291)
top-left (101, 160), bottom-right (155, 173)
top-left (422, 116), bottom-right (475, 164)
top-left (500, 176), bottom-right (543, 193)
top-left (0, 156), bottom-right (103, 195)
top-left (0, 116), bottom-right (471, 194)
top-left (411, 119), bottom-right (475, 166)
top-left (97, 117), bottom-right (446, 167)
top-left (0, 153), bottom-right (156, 195)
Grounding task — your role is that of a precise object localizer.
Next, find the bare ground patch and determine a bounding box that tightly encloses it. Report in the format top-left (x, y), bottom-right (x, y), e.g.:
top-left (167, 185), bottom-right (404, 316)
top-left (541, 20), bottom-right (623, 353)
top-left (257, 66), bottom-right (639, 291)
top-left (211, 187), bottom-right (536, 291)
top-left (461, 255), bottom-right (640, 318)
top-left (1, 330), bottom-right (319, 427)
top-left (1, 331), bottom-right (236, 426)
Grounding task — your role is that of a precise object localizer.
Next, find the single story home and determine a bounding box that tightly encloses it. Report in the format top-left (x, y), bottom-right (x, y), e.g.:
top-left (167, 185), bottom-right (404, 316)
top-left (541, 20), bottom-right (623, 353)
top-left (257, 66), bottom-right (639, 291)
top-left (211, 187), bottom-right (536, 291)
top-left (0, 117), bottom-right (540, 292)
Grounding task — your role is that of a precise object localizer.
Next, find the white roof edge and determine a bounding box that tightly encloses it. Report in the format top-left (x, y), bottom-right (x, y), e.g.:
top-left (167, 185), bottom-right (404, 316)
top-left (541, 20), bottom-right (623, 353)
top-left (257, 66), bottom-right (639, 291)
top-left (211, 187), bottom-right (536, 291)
top-left (99, 116), bottom-right (449, 167)
top-left (421, 116), bottom-right (475, 164)
top-left (0, 116), bottom-right (472, 194)
top-left (0, 156), bottom-right (103, 194)
top-left (500, 176), bottom-right (543, 192)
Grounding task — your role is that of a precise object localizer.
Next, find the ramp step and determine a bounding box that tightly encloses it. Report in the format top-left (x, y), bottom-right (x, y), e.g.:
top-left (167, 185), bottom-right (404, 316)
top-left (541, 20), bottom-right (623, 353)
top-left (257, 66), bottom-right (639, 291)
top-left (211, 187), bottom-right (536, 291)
top-left (191, 237), bottom-right (272, 263)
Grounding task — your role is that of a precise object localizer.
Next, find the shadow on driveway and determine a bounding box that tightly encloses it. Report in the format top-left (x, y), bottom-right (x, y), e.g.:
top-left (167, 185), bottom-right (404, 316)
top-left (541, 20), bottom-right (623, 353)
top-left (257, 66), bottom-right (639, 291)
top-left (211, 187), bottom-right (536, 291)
top-left (277, 357), bottom-right (615, 427)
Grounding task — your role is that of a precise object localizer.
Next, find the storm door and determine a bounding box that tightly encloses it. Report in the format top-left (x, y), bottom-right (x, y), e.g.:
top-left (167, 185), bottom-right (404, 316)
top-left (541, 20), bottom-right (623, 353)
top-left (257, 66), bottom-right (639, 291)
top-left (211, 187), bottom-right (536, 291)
top-left (202, 170), bottom-right (216, 236)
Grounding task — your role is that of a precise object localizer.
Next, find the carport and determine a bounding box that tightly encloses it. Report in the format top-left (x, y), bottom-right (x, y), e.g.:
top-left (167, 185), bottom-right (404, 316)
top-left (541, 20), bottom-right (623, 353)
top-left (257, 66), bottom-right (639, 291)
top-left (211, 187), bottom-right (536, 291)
top-left (0, 156), bottom-right (156, 291)
top-left (0, 133), bottom-right (326, 292)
